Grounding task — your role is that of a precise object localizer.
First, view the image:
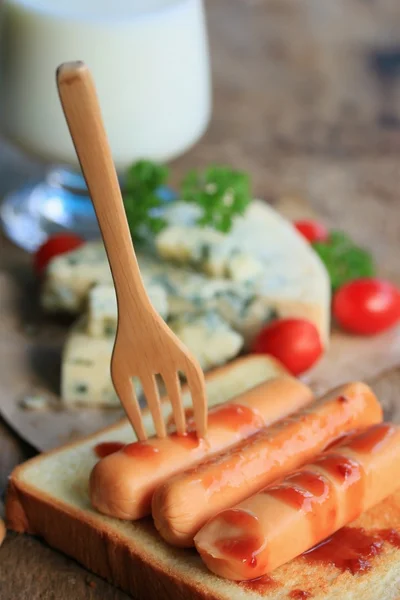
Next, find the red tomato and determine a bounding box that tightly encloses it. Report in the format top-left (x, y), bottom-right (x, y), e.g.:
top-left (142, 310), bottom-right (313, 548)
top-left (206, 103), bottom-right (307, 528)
top-left (251, 318), bottom-right (323, 376)
top-left (34, 233), bottom-right (85, 275)
top-left (294, 220), bottom-right (329, 243)
top-left (333, 278), bottom-right (400, 335)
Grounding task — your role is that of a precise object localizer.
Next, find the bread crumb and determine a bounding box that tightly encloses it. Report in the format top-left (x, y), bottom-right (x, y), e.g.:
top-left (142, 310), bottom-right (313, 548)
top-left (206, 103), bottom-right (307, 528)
top-left (20, 395), bottom-right (50, 411)
top-left (0, 519), bottom-right (6, 547)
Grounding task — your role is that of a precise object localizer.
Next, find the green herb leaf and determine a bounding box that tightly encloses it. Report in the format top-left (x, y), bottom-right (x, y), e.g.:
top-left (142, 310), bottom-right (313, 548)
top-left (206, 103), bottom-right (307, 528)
top-left (313, 231), bottom-right (375, 291)
top-left (181, 166), bottom-right (251, 233)
top-left (123, 160), bottom-right (169, 244)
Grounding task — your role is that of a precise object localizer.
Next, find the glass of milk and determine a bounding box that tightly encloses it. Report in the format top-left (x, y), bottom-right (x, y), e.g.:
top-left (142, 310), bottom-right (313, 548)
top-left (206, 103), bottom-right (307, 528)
top-left (0, 0), bottom-right (211, 250)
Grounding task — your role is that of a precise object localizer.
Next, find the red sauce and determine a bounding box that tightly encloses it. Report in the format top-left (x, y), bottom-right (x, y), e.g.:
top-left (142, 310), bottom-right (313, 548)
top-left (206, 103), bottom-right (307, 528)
top-left (315, 454), bottom-right (362, 484)
top-left (94, 442), bottom-right (124, 458)
top-left (216, 536), bottom-right (262, 568)
top-left (289, 590), bottom-right (312, 599)
top-left (216, 509), bottom-right (263, 569)
top-left (221, 508), bottom-right (260, 529)
top-left (286, 471), bottom-right (330, 498)
top-left (314, 453), bottom-right (364, 520)
top-left (267, 470), bottom-right (336, 541)
top-left (324, 428), bottom-right (360, 451)
top-left (169, 431), bottom-right (200, 449)
top-left (347, 424), bottom-right (395, 454)
top-left (304, 527), bottom-right (388, 574)
top-left (239, 575), bottom-right (278, 592)
top-left (208, 403), bottom-right (264, 434)
top-left (267, 471), bottom-right (330, 512)
top-left (123, 442), bottom-right (161, 458)
top-left (377, 528), bottom-right (400, 548)
top-left (337, 395), bottom-right (349, 404)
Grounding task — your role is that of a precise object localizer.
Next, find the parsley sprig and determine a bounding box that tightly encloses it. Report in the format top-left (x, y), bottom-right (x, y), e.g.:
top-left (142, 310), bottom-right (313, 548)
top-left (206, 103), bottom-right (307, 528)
top-left (313, 231), bottom-right (375, 291)
top-left (181, 166), bottom-right (251, 233)
top-left (122, 161), bottom-right (251, 243)
top-left (123, 160), bottom-right (169, 244)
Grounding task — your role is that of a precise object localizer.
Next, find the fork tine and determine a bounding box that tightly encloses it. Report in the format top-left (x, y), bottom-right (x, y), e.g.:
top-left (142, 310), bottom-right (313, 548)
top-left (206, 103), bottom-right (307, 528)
top-left (184, 360), bottom-right (208, 439)
top-left (162, 370), bottom-right (186, 435)
top-left (113, 377), bottom-right (147, 441)
top-left (141, 373), bottom-right (166, 438)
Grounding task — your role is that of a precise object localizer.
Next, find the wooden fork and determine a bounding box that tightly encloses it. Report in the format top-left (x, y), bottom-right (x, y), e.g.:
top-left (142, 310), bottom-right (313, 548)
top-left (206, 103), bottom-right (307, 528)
top-left (56, 61), bottom-right (208, 441)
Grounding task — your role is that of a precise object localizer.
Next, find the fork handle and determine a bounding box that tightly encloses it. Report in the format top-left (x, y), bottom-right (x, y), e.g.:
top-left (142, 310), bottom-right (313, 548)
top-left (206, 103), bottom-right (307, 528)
top-left (57, 61), bottom-right (148, 312)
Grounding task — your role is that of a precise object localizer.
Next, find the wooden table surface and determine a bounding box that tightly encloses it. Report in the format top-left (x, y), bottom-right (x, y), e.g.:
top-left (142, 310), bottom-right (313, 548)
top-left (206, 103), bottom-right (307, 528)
top-left (1, 0), bottom-right (400, 597)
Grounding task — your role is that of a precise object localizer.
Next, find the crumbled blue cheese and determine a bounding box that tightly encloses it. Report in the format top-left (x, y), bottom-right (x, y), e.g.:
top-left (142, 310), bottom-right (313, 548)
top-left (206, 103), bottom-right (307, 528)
top-left (62, 311), bottom-right (242, 406)
top-left (20, 394), bottom-right (52, 411)
top-left (62, 318), bottom-right (142, 407)
top-left (41, 241), bottom-right (260, 344)
top-left (167, 311), bottom-right (244, 371)
top-left (41, 242), bottom-right (112, 313)
top-left (156, 225), bottom-right (264, 281)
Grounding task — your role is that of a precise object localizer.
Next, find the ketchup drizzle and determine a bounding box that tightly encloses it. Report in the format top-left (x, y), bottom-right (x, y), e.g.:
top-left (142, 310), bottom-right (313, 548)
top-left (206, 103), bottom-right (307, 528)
top-left (207, 403), bottom-right (264, 434)
top-left (169, 431), bottom-right (200, 449)
top-left (123, 442), bottom-right (161, 458)
top-left (94, 442), bottom-right (124, 458)
top-left (216, 536), bottom-right (261, 569)
top-left (337, 395), bottom-right (349, 404)
top-left (314, 453), bottom-right (364, 521)
top-left (266, 469), bottom-right (338, 541)
top-left (304, 526), bottom-right (400, 574)
top-left (324, 431), bottom-right (355, 451)
top-left (267, 471), bottom-right (330, 512)
top-left (216, 509), bottom-right (263, 570)
top-left (347, 424), bottom-right (395, 454)
top-left (289, 591), bottom-right (312, 599)
top-left (314, 454), bottom-right (362, 485)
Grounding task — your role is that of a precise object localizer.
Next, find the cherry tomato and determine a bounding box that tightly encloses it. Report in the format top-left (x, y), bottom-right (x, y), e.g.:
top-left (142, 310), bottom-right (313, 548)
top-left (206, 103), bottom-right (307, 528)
top-left (34, 233), bottom-right (85, 275)
top-left (294, 220), bottom-right (329, 244)
top-left (333, 278), bottom-right (400, 335)
top-left (251, 318), bottom-right (323, 376)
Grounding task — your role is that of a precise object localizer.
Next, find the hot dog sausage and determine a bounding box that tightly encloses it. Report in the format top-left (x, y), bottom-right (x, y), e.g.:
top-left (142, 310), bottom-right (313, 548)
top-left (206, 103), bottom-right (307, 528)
top-left (194, 422), bottom-right (400, 580)
top-left (152, 382), bottom-right (382, 546)
top-left (90, 377), bottom-right (313, 519)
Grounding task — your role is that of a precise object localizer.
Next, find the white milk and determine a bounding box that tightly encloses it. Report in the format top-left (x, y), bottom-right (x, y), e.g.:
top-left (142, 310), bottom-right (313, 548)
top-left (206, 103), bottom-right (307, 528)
top-left (0, 0), bottom-right (210, 170)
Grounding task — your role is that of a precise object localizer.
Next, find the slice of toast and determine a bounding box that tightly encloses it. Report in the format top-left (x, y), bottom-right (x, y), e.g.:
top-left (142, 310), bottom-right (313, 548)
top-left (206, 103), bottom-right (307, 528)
top-left (6, 361), bottom-right (400, 600)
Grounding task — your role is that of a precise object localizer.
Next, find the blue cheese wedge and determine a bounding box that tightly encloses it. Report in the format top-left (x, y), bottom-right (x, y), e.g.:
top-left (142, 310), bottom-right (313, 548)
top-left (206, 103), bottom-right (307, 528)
top-left (167, 311), bottom-right (243, 371)
top-left (156, 200), bottom-right (331, 345)
top-left (87, 282), bottom-right (169, 338)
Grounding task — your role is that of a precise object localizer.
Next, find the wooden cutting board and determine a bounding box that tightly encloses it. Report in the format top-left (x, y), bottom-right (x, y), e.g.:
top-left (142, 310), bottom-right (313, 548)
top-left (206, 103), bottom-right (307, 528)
top-left (1, 194), bottom-right (400, 452)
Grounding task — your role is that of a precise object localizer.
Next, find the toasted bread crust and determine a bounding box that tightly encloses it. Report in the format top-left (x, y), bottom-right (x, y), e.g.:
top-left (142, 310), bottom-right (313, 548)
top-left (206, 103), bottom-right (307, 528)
top-left (5, 475), bottom-right (222, 600)
top-left (5, 481), bottom-right (31, 534)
